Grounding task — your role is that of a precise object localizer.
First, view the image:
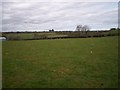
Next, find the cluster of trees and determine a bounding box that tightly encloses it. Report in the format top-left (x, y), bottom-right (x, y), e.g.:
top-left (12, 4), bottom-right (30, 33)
top-left (75, 25), bottom-right (90, 37)
top-left (76, 25), bottom-right (90, 32)
top-left (49, 29), bottom-right (54, 32)
top-left (110, 28), bottom-right (120, 30)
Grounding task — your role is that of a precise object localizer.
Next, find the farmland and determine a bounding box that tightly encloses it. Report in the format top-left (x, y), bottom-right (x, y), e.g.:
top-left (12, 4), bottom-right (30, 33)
top-left (2, 29), bottom-right (119, 40)
top-left (2, 36), bottom-right (118, 88)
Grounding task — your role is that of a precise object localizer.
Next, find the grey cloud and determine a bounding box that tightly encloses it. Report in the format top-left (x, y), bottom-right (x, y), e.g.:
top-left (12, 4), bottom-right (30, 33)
top-left (2, 2), bottom-right (118, 31)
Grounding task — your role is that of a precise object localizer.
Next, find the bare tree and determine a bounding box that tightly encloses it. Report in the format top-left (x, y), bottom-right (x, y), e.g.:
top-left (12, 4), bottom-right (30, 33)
top-left (82, 25), bottom-right (90, 31)
top-left (76, 25), bottom-right (90, 31)
top-left (82, 25), bottom-right (90, 37)
top-left (76, 25), bottom-right (82, 31)
top-left (75, 25), bottom-right (90, 37)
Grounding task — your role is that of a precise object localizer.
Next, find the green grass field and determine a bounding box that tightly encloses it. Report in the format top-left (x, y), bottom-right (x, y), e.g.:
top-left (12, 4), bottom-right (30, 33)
top-left (2, 36), bottom-right (118, 88)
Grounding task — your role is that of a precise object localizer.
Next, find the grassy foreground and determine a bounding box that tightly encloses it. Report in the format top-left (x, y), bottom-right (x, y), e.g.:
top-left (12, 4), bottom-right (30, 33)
top-left (2, 36), bottom-right (118, 88)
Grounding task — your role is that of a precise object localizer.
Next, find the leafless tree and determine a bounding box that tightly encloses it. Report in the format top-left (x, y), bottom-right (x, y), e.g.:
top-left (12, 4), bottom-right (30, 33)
top-left (75, 25), bottom-right (90, 37)
top-left (76, 25), bottom-right (82, 31)
top-left (82, 25), bottom-right (90, 37)
top-left (82, 25), bottom-right (90, 32)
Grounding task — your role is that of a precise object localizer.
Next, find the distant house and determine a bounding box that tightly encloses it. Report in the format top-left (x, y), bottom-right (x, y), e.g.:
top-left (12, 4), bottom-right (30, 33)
top-left (0, 37), bottom-right (6, 41)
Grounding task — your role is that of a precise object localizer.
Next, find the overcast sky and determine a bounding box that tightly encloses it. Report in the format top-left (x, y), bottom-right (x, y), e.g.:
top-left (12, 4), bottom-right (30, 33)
top-left (1, 2), bottom-right (118, 32)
